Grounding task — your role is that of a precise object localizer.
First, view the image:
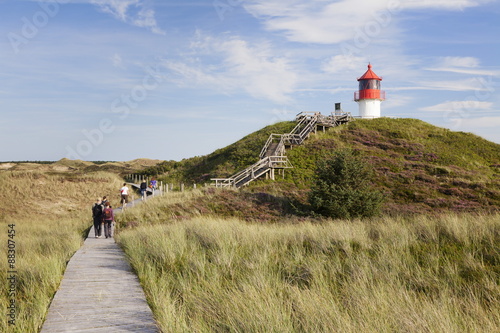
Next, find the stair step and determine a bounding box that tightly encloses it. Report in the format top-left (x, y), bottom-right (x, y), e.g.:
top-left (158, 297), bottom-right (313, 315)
top-left (212, 112), bottom-right (352, 188)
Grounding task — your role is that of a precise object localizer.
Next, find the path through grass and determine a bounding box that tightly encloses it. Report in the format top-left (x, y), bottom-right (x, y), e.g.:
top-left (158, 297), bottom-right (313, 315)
top-left (0, 170), bottom-right (123, 332)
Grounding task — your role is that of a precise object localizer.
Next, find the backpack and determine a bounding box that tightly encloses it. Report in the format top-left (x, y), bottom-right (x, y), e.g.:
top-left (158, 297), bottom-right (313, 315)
top-left (104, 208), bottom-right (113, 220)
top-left (92, 203), bottom-right (103, 217)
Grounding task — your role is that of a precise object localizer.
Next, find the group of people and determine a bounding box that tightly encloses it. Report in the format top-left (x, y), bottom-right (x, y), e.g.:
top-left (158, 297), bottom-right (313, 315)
top-left (91, 196), bottom-right (115, 239)
top-left (121, 179), bottom-right (157, 204)
top-left (91, 180), bottom-right (157, 238)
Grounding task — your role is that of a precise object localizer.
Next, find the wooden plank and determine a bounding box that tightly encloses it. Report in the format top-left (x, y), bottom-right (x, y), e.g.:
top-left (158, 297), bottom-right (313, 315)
top-left (41, 226), bottom-right (159, 333)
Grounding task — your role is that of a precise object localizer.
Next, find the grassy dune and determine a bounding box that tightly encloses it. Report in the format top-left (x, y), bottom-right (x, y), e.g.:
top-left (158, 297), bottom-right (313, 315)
top-left (140, 118), bottom-right (500, 216)
top-left (1, 118), bottom-right (499, 333)
top-left (116, 199), bottom-right (500, 332)
top-left (285, 118), bottom-right (500, 215)
top-left (0, 170), bottom-right (123, 332)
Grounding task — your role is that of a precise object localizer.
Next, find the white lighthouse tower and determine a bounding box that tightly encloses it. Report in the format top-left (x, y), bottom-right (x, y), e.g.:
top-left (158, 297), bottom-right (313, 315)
top-left (354, 63), bottom-right (385, 118)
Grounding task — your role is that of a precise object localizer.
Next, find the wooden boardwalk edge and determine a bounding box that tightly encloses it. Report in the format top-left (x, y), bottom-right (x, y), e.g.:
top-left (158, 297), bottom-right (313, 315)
top-left (40, 224), bottom-right (159, 332)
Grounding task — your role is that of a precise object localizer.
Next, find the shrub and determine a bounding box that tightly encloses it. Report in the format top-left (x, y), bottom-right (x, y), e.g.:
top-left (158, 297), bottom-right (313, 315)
top-left (308, 149), bottom-right (384, 219)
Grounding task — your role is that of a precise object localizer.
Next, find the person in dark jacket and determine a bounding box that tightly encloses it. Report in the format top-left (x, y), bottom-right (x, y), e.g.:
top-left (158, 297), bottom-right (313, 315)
top-left (92, 198), bottom-right (103, 238)
top-left (102, 201), bottom-right (115, 239)
top-left (140, 180), bottom-right (148, 201)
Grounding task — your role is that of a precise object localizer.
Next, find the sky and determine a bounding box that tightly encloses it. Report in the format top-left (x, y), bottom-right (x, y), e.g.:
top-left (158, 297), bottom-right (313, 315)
top-left (0, 0), bottom-right (499, 162)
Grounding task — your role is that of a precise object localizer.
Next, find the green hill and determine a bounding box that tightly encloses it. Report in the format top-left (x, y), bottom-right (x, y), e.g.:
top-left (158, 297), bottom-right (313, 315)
top-left (139, 121), bottom-right (296, 183)
top-left (285, 118), bottom-right (500, 215)
top-left (143, 117), bottom-right (500, 216)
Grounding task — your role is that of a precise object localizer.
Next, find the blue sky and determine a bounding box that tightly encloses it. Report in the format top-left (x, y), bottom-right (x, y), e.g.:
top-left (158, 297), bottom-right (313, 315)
top-left (1, 0), bottom-right (499, 161)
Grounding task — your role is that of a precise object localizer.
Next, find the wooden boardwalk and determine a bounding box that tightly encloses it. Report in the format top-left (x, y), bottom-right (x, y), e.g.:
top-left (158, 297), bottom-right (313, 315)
top-left (41, 223), bottom-right (159, 332)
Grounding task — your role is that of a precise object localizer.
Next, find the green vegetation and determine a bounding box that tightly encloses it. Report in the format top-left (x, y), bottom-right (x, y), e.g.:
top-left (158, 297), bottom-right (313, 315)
top-left (116, 209), bottom-right (500, 332)
top-left (173, 118), bottom-right (500, 215)
top-left (286, 118), bottom-right (500, 215)
top-left (308, 149), bottom-right (384, 218)
top-left (139, 118), bottom-right (500, 216)
top-left (139, 121), bottom-right (296, 183)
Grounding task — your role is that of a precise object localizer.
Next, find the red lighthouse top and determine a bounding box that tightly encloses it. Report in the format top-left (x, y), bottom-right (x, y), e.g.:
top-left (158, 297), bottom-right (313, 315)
top-left (357, 63), bottom-right (382, 81)
top-left (354, 63), bottom-right (385, 101)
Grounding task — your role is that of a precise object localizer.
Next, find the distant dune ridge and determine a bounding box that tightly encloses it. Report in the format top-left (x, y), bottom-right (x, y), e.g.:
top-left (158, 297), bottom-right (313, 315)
top-left (0, 158), bottom-right (164, 174)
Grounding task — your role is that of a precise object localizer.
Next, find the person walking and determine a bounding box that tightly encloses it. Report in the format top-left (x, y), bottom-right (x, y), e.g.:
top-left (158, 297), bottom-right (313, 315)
top-left (140, 179), bottom-right (148, 201)
top-left (120, 183), bottom-right (129, 209)
top-left (92, 198), bottom-right (104, 238)
top-left (150, 178), bottom-right (157, 196)
top-left (102, 201), bottom-right (114, 239)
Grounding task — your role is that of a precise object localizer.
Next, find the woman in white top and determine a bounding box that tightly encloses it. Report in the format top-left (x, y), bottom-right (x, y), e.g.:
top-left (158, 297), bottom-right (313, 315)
top-left (120, 183), bottom-right (129, 209)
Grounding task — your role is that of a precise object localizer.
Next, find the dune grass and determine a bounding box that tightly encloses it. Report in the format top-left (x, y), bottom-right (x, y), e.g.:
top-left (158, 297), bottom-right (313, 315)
top-left (0, 170), bottom-right (123, 332)
top-left (1, 164), bottom-right (498, 332)
top-left (117, 212), bottom-right (499, 332)
top-left (116, 190), bottom-right (206, 225)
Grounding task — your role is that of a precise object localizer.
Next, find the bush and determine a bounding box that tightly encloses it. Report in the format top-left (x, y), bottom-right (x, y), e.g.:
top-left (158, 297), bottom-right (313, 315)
top-left (308, 149), bottom-right (384, 219)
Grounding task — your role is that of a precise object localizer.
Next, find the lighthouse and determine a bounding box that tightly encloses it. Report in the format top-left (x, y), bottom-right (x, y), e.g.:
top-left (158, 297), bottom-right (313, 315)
top-left (354, 63), bottom-right (385, 118)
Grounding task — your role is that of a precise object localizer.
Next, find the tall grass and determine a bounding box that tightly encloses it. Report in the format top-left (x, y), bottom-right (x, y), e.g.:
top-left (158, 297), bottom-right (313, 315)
top-left (0, 170), bottom-right (124, 332)
top-left (116, 190), bottom-right (206, 224)
top-left (117, 213), bottom-right (500, 332)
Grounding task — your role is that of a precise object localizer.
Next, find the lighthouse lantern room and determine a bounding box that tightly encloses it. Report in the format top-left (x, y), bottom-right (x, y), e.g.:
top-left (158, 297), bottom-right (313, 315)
top-left (354, 63), bottom-right (385, 118)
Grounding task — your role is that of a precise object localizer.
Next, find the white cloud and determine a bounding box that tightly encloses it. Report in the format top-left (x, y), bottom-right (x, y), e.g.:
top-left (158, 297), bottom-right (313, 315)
top-left (111, 53), bottom-right (123, 68)
top-left (163, 35), bottom-right (298, 104)
top-left (132, 7), bottom-right (165, 35)
top-left (439, 56), bottom-right (480, 68)
top-left (242, 0), bottom-right (492, 44)
top-left (424, 56), bottom-right (500, 76)
top-left (243, 0), bottom-right (395, 44)
top-left (383, 94), bottom-right (413, 109)
top-left (322, 55), bottom-right (366, 74)
top-left (163, 61), bottom-right (223, 89)
top-left (91, 0), bottom-right (165, 34)
top-left (464, 116), bottom-right (500, 128)
top-left (400, 0), bottom-right (492, 10)
top-left (420, 100), bottom-right (493, 112)
top-left (426, 67), bottom-right (499, 76)
top-left (420, 78), bottom-right (495, 91)
top-left (91, 0), bottom-right (138, 20)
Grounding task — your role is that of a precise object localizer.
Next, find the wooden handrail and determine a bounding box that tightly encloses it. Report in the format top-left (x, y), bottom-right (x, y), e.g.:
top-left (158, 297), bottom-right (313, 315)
top-left (259, 134), bottom-right (283, 159)
top-left (212, 111), bottom-right (352, 188)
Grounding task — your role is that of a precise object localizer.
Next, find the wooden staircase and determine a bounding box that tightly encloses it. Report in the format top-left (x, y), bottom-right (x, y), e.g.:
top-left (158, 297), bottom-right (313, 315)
top-left (212, 156), bottom-right (292, 188)
top-left (212, 111), bottom-right (352, 188)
